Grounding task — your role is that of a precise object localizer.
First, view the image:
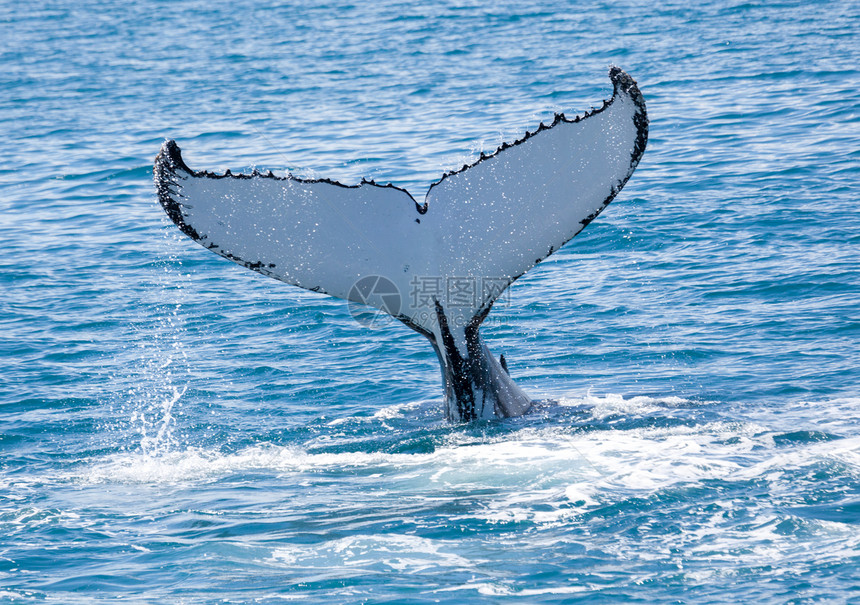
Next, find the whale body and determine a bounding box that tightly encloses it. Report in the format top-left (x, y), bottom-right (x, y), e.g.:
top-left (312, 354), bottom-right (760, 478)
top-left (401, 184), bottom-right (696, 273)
top-left (154, 67), bottom-right (648, 422)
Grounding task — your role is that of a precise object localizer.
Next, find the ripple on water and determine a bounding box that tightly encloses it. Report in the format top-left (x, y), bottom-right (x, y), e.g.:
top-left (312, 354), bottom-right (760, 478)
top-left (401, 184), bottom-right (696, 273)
top-left (1, 0), bottom-right (859, 601)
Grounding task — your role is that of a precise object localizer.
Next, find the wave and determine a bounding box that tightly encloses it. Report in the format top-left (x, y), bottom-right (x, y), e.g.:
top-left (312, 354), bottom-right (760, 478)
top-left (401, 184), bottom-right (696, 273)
top-left (67, 395), bottom-right (859, 531)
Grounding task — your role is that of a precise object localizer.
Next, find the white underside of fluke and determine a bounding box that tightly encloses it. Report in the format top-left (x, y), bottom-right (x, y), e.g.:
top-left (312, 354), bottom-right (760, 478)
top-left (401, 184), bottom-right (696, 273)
top-left (154, 67), bottom-right (648, 421)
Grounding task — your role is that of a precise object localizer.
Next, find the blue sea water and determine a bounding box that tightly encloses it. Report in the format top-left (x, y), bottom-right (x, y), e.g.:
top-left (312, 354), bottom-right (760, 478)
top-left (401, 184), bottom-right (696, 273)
top-left (2, 0), bottom-right (859, 602)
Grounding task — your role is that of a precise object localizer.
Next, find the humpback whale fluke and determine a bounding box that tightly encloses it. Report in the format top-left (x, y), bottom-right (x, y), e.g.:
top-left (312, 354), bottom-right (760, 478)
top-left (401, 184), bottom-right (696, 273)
top-left (154, 67), bottom-right (648, 422)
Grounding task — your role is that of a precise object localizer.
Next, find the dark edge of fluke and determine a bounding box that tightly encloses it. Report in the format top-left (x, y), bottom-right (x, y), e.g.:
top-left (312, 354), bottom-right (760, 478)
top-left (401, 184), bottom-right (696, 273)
top-left (428, 66), bottom-right (647, 192)
top-left (154, 66), bottom-right (647, 222)
top-left (154, 140), bottom-right (301, 285)
top-left (458, 66), bottom-right (648, 324)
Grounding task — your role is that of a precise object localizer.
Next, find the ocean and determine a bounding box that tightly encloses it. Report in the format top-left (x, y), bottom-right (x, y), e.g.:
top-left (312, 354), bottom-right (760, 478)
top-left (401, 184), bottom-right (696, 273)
top-left (1, 0), bottom-right (858, 602)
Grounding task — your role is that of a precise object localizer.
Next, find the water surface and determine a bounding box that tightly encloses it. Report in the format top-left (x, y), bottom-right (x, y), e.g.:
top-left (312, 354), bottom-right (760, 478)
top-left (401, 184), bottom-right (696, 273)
top-left (1, 0), bottom-right (859, 602)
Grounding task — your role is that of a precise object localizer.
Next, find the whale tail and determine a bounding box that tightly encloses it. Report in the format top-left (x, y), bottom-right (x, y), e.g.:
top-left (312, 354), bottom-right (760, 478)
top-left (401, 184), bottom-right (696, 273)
top-left (154, 67), bottom-right (648, 421)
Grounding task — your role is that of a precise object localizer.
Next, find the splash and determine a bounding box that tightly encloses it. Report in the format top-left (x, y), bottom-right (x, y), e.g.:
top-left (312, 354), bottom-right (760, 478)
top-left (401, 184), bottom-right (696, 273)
top-left (133, 384), bottom-right (186, 457)
top-left (104, 229), bottom-right (194, 457)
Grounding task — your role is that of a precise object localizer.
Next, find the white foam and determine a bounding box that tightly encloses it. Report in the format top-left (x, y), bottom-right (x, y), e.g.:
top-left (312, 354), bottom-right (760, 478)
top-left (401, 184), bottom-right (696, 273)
top-left (269, 534), bottom-right (470, 574)
top-left (558, 392), bottom-right (693, 419)
top-left (432, 582), bottom-right (514, 596)
top-left (433, 582), bottom-right (591, 597)
top-left (69, 394), bottom-right (860, 540)
top-left (327, 400), bottom-right (426, 425)
top-left (0, 591), bottom-right (36, 601)
top-left (520, 585), bottom-right (591, 596)
top-left (78, 445), bottom-right (424, 485)
top-left (372, 400), bottom-right (423, 420)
